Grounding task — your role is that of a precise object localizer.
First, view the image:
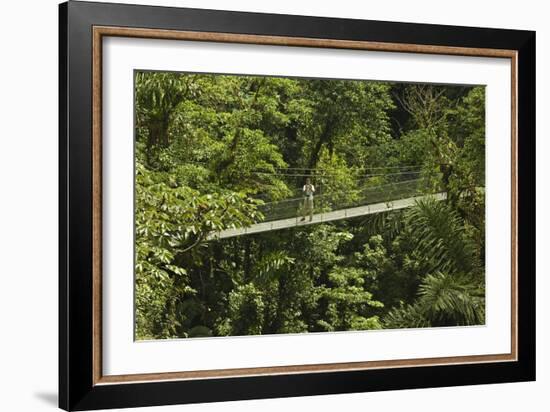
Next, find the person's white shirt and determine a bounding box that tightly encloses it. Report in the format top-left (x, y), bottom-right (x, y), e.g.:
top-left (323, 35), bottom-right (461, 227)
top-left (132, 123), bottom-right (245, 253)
top-left (303, 184), bottom-right (315, 198)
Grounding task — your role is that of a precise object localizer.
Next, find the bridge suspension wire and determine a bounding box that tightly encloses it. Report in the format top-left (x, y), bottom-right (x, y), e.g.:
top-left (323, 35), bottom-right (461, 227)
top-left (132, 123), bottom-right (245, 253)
top-left (269, 165), bottom-right (423, 171)
top-left (258, 177), bottom-right (424, 206)
top-left (252, 170), bottom-right (423, 178)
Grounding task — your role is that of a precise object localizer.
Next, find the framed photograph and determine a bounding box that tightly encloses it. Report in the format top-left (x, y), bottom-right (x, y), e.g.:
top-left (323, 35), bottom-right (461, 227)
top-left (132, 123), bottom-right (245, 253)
top-left (59, 1), bottom-right (535, 410)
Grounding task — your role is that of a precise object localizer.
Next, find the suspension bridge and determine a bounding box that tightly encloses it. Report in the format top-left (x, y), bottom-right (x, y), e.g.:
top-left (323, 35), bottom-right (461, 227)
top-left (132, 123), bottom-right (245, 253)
top-left (207, 165), bottom-right (446, 240)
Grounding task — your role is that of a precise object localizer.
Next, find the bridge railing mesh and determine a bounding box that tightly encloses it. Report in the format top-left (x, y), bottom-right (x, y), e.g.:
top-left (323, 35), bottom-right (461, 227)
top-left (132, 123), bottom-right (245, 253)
top-left (257, 178), bottom-right (428, 222)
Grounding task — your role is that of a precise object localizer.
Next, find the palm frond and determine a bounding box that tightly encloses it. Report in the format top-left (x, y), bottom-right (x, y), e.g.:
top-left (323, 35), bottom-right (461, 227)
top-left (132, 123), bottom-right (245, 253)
top-left (405, 198), bottom-right (477, 275)
top-left (383, 302), bottom-right (431, 329)
top-left (418, 271), bottom-right (485, 326)
top-left (383, 271), bottom-right (485, 328)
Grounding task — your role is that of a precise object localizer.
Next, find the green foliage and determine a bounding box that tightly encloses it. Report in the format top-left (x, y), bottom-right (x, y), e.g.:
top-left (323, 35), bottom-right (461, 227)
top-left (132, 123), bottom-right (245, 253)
top-left (404, 198), bottom-right (477, 274)
top-left (384, 272), bottom-right (485, 328)
top-left (220, 284), bottom-right (265, 336)
top-left (383, 197), bottom-right (485, 329)
top-left (134, 162), bottom-right (263, 338)
top-left (319, 267), bottom-right (384, 331)
top-left (134, 71), bottom-right (486, 339)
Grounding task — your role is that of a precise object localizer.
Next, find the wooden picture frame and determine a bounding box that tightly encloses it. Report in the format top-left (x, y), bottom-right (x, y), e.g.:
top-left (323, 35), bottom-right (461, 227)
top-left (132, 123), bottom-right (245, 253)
top-left (59, 1), bottom-right (535, 410)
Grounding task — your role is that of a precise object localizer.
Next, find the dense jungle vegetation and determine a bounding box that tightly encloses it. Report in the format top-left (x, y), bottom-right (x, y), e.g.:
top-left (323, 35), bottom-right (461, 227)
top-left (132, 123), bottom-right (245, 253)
top-left (134, 71), bottom-right (486, 340)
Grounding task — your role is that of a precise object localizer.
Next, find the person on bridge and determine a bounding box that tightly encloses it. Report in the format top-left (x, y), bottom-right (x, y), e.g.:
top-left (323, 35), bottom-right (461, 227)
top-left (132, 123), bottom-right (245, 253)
top-left (300, 178), bottom-right (315, 222)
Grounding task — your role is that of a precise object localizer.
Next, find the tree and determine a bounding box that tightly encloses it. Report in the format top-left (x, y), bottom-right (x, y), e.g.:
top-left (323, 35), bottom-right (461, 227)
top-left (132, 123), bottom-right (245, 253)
top-left (135, 72), bottom-right (199, 155)
top-left (134, 162), bottom-right (264, 338)
top-left (318, 267), bottom-right (383, 331)
top-left (299, 80), bottom-right (394, 171)
top-left (383, 198), bottom-right (485, 328)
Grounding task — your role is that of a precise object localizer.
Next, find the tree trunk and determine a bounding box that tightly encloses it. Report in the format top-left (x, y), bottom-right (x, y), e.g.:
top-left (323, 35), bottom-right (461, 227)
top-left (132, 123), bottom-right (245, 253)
top-left (308, 117), bottom-right (335, 171)
top-left (243, 238), bottom-right (251, 283)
